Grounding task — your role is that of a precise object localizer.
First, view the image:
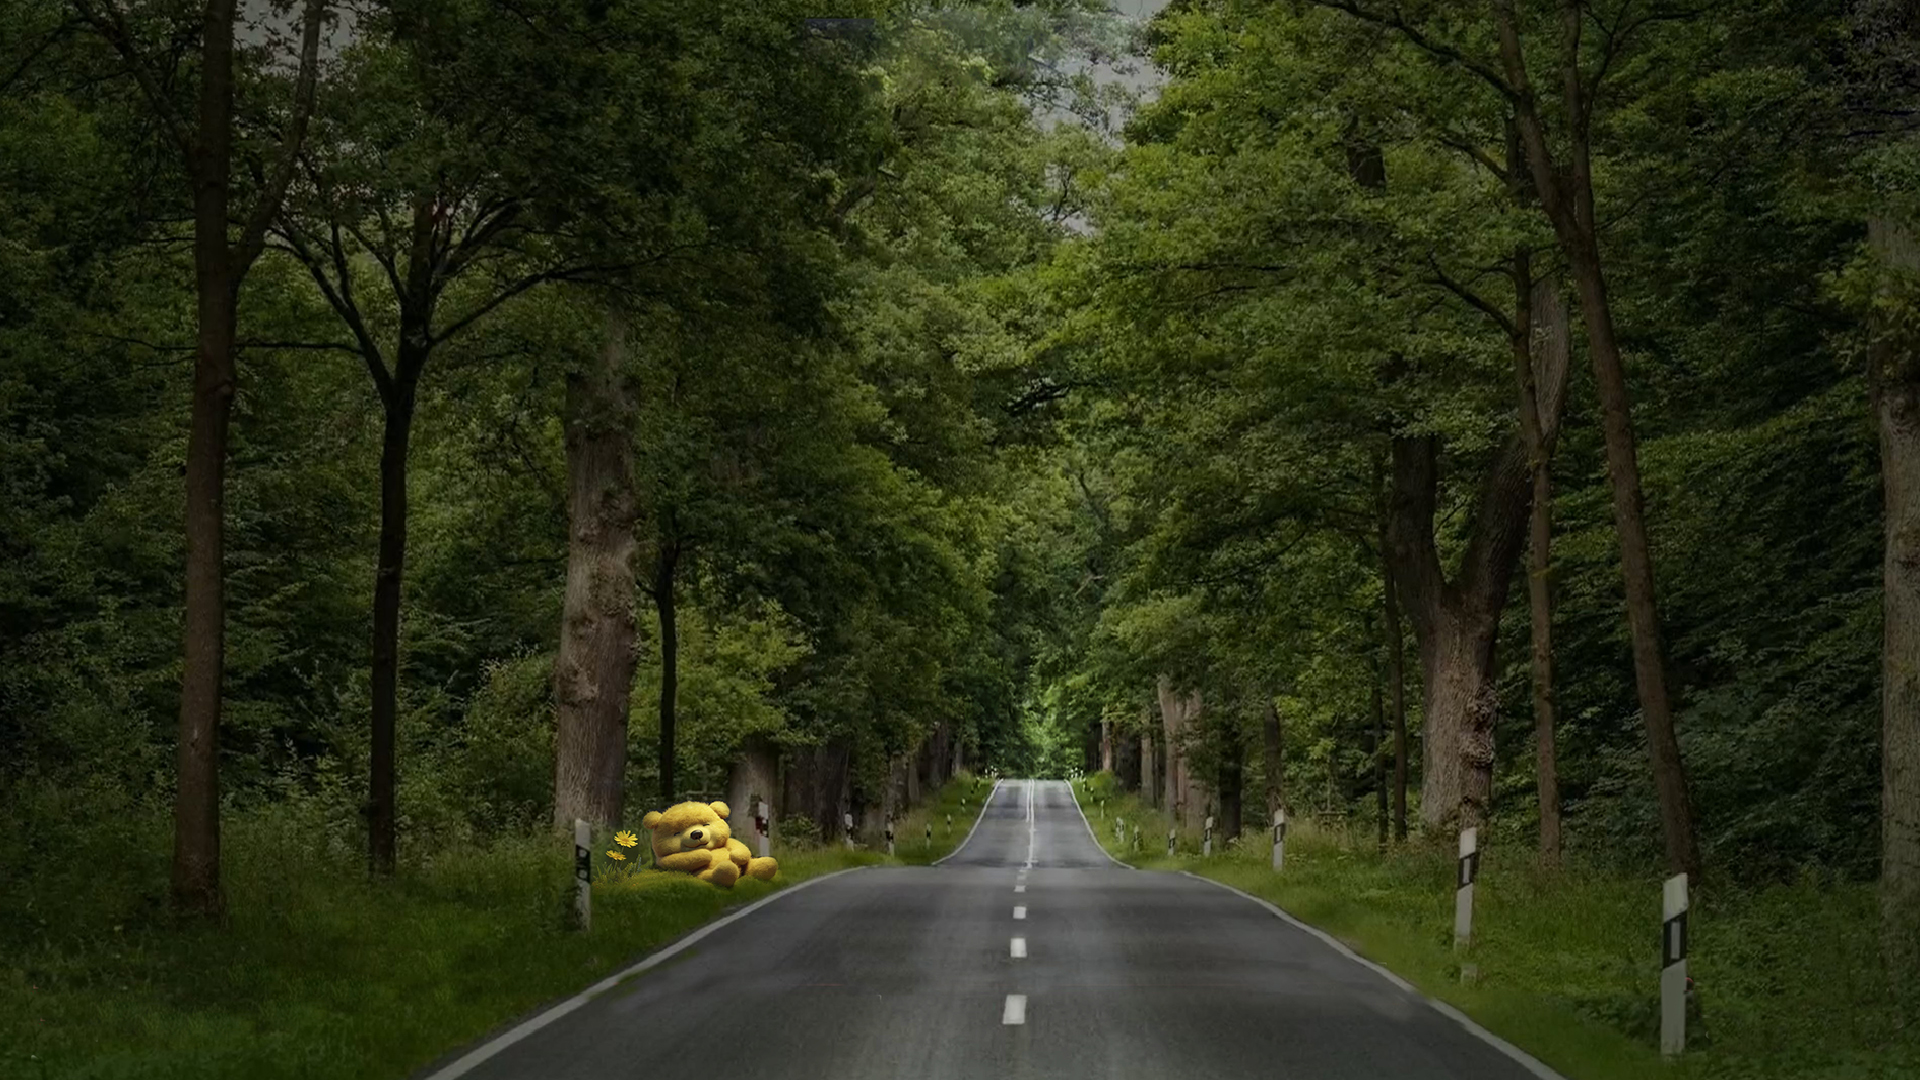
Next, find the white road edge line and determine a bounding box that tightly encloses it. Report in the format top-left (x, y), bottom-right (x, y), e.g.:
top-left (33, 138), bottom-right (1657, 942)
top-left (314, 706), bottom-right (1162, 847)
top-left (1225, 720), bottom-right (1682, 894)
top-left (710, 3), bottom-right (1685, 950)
top-left (1177, 871), bottom-right (1572, 1080)
top-left (1010, 936), bottom-right (1027, 958)
top-left (932, 778), bottom-right (1003, 867)
top-left (1025, 779), bottom-right (1036, 868)
top-left (1013, 905), bottom-right (1027, 919)
top-left (1064, 777), bottom-right (1134, 869)
top-left (1002, 993), bottom-right (1027, 1025)
top-left (417, 865), bottom-right (872, 1080)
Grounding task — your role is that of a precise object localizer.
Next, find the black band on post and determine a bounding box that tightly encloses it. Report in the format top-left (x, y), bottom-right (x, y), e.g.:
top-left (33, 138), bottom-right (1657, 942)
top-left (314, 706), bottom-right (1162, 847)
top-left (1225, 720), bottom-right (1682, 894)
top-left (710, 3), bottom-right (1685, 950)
top-left (1663, 910), bottom-right (1689, 968)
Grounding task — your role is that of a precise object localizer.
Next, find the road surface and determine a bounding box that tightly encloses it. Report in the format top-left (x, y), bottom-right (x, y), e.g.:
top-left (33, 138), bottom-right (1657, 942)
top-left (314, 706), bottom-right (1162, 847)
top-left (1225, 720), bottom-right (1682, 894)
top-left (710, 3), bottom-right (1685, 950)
top-left (419, 779), bottom-right (1560, 1080)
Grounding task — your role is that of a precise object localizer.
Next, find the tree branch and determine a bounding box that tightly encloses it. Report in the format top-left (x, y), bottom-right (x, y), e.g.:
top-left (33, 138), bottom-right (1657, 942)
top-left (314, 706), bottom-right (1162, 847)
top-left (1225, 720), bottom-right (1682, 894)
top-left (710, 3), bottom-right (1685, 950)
top-left (1309, 0), bottom-right (1515, 101)
top-left (233, 0), bottom-right (326, 278)
top-left (69, 0), bottom-right (191, 158)
top-left (1427, 256), bottom-right (1518, 339)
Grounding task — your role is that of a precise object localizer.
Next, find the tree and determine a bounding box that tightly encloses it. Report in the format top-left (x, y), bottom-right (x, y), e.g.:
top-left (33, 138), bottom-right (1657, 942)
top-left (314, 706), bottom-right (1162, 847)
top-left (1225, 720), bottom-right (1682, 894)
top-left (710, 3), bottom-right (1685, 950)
top-left (550, 300), bottom-right (638, 830)
top-left (69, 0), bottom-right (326, 915)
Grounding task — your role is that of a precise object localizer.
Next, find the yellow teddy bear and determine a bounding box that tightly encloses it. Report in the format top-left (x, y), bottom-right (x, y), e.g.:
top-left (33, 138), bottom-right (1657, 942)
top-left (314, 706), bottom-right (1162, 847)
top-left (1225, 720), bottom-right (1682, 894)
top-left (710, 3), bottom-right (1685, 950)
top-left (640, 800), bottom-right (779, 887)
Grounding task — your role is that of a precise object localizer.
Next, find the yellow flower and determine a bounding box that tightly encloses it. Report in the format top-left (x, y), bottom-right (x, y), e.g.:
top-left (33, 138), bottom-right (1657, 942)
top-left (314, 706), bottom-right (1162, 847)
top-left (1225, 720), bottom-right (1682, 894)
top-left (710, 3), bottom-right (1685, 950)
top-left (615, 830), bottom-right (639, 848)
top-left (606, 850), bottom-right (626, 860)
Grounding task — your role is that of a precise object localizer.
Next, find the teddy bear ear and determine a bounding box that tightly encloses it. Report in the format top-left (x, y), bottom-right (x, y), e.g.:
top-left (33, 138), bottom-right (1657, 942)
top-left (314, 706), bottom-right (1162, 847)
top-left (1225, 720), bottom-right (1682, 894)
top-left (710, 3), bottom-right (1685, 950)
top-left (710, 801), bottom-right (730, 819)
top-left (642, 811), bottom-right (661, 830)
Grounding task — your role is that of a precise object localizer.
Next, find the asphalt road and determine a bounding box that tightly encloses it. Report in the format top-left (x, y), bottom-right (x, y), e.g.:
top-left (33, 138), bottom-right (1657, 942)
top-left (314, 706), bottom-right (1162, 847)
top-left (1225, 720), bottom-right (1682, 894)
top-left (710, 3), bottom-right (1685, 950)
top-left (421, 779), bottom-right (1561, 1080)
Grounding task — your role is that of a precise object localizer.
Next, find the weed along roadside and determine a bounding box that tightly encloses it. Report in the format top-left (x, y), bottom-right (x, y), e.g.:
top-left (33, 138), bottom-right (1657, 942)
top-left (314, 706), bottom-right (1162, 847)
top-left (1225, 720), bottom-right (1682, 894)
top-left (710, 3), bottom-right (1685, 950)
top-left (0, 776), bottom-right (990, 1080)
top-left (1071, 774), bottom-right (1917, 1080)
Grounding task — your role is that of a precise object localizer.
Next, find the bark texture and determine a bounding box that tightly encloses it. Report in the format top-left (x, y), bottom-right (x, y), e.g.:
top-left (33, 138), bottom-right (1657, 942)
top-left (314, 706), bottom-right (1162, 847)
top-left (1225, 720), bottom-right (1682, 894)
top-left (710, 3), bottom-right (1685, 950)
top-left (1371, 658), bottom-right (1388, 849)
top-left (1114, 724), bottom-right (1139, 791)
top-left (780, 740), bottom-right (853, 843)
top-left (651, 539), bottom-right (681, 807)
top-left (1871, 215), bottom-right (1920, 990)
top-left (1262, 698), bottom-right (1286, 823)
top-left (1384, 556), bottom-right (1408, 841)
top-left (551, 305), bottom-right (639, 831)
top-left (1218, 726), bottom-right (1244, 842)
top-left (367, 367), bottom-right (417, 876)
top-left (724, 734), bottom-right (779, 843)
top-left (1139, 719), bottom-right (1158, 808)
top-left (1387, 324), bottom-right (1570, 834)
top-left (1515, 268), bottom-right (1568, 865)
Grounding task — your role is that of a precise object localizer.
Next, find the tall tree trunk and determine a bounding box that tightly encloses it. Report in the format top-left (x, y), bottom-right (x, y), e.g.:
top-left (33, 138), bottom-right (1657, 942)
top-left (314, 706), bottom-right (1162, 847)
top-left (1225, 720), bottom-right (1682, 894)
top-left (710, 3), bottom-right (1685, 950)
top-left (1388, 435), bottom-right (1517, 834)
top-left (1493, 0), bottom-right (1700, 880)
top-left (830, 740), bottom-right (853, 841)
top-left (1182, 690), bottom-right (1206, 830)
top-left (1383, 555), bottom-right (1408, 841)
top-left (1871, 214), bottom-right (1920, 994)
top-left (1114, 723), bottom-right (1139, 791)
top-left (1219, 726), bottom-right (1243, 843)
top-left (551, 304), bottom-right (638, 831)
top-left (171, 0), bottom-right (244, 921)
top-left (1381, 189), bottom-right (1574, 836)
top-left (367, 366), bottom-right (418, 877)
top-left (1100, 719), bottom-right (1114, 773)
top-left (725, 734), bottom-right (779, 839)
top-left (1371, 650), bottom-right (1388, 850)
top-left (780, 743), bottom-right (814, 830)
top-left (1140, 720), bottom-right (1158, 808)
top-left (1566, 239), bottom-right (1696, 878)
top-left (1157, 676), bottom-right (1182, 817)
top-left (1513, 259), bottom-right (1568, 866)
top-left (174, 157), bottom-right (238, 916)
top-left (906, 743), bottom-right (921, 806)
top-left (77, 0), bottom-right (325, 926)
top-left (653, 539), bottom-right (680, 807)
top-left (1262, 697), bottom-right (1285, 823)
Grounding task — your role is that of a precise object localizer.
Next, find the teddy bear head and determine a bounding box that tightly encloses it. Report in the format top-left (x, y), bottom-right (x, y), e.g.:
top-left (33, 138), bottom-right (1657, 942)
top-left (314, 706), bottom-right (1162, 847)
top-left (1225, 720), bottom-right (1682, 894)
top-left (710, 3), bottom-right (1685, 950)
top-left (640, 800), bottom-right (735, 859)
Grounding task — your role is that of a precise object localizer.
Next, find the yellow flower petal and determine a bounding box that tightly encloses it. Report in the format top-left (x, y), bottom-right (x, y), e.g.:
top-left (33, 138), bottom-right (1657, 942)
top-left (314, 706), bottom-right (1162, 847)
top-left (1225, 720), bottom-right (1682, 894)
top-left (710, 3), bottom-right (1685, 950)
top-left (615, 830), bottom-right (638, 847)
top-left (606, 850), bottom-right (626, 860)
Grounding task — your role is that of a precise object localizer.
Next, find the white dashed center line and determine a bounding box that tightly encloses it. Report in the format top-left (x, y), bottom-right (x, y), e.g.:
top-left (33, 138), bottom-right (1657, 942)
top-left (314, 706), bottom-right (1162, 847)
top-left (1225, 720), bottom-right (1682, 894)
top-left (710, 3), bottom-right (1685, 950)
top-left (1010, 937), bottom-right (1026, 958)
top-left (1003, 994), bottom-right (1027, 1025)
top-left (1013, 905), bottom-right (1026, 920)
top-left (1014, 884), bottom-right (1025, 893)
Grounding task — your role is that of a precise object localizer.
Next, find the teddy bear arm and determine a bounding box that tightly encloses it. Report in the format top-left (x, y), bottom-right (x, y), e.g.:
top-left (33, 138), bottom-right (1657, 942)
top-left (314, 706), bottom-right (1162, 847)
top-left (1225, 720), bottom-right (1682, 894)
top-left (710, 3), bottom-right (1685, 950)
top-left (657, 849), bottom-right (715, 874)
top-left (726, 837), bottom-right (754, 869)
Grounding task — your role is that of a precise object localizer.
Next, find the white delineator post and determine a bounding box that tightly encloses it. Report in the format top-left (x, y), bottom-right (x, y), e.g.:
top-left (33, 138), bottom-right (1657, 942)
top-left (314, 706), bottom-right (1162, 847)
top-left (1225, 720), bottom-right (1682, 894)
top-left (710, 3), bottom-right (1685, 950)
top-left (1272, 810), bottom-right (1286, 871)
top-left (1167, 826), bottom-right (1176, 857)
top-left (1662, 873), bottom-right (1689, 1058)
top-left (754, 799), bottom-right (771, 859)
top-left (573, 818), bottom-right (592, 932)
top-left (1203, 815), bottom-right (1215, 857)
top-left (1455, 827), bottom-right (1479, 948)
top-left (946, 812), bottom-right (952, 837)
top-left (843, 812), bottom-right (854, 849)
top-left (886, 820), bottom-right (895, 856)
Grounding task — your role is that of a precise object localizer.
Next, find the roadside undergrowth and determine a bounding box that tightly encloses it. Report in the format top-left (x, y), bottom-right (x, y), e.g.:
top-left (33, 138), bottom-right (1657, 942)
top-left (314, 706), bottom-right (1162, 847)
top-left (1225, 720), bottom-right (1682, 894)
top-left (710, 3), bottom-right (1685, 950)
top-left (1073, 772), bottom-right (1917, 1080)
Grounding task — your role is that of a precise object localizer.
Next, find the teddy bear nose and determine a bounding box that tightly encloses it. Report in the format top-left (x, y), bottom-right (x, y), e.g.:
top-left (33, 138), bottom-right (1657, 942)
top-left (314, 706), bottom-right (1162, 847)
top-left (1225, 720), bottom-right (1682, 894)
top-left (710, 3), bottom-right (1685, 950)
top-left (688, 829), bottom-right (703, 842)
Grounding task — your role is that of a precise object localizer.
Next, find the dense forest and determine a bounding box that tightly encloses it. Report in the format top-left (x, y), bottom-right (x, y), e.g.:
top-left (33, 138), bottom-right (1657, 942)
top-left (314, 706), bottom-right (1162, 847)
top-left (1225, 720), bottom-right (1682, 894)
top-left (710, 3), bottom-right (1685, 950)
top-left (6, 0), bottom-right (1920, 1072)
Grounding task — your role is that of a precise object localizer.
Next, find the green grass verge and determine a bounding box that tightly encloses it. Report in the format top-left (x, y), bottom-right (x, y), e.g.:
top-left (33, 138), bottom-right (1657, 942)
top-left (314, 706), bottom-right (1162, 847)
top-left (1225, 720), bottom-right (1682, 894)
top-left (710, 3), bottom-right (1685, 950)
top-left (0, 810), bottom-right (889, 1080)
top-left (887, 771), bottom-right (993, 865)
top-left (1073, 773), bottom-right (1919, 1080)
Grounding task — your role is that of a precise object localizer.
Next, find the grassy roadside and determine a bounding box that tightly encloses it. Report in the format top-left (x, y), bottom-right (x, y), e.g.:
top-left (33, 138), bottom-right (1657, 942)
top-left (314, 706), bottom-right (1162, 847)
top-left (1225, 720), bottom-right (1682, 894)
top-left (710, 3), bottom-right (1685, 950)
top-left (0, 779), bottom-right (990, 1080)
top-left (1071, 773), bottom-right (1917, 1080)
top-left (887, 771), bottom-right (995, 865)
